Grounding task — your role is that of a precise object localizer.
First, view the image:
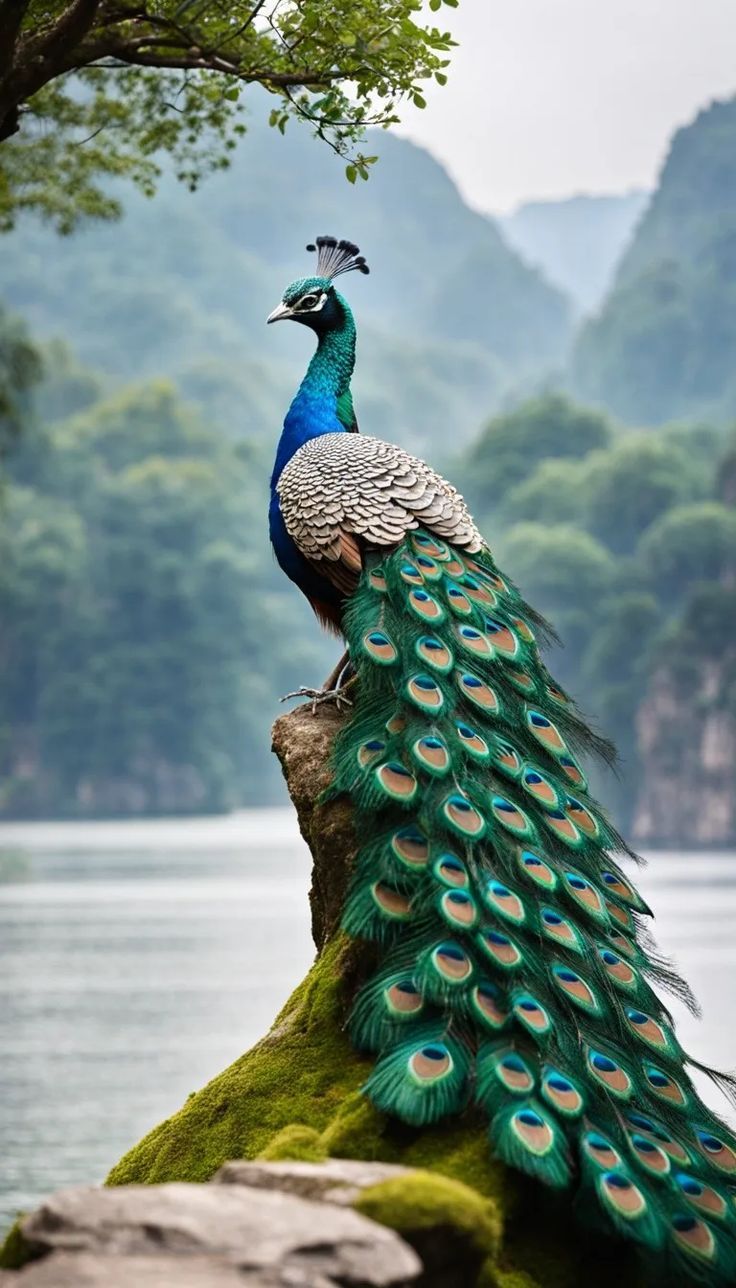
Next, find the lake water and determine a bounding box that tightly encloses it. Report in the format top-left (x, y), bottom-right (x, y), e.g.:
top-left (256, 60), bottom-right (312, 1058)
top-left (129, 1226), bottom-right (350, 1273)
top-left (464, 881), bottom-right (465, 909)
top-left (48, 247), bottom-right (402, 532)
top-left (1, 813), bottom-right (735, 1232)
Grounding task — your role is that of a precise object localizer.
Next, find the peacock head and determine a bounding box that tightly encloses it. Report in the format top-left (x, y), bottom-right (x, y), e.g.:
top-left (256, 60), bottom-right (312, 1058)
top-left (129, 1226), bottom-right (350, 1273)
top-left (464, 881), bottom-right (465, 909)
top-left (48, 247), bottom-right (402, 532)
top-left (267, 236), bottom-right (369, 333)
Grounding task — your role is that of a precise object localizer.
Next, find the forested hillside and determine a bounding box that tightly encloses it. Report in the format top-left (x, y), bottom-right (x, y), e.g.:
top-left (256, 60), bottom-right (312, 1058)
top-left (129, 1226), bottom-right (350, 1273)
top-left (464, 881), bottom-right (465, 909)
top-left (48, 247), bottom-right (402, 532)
top-left (455, 394), bottom-right (736, 837)
top-left (0, 109), bottom-right (570, 455)
top-left (571, 96), bottom-right (736, 425)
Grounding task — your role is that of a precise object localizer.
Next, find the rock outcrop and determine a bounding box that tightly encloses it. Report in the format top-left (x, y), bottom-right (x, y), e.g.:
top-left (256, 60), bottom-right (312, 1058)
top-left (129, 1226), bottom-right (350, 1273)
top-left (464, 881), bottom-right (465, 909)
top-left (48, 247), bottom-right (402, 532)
top-left (4, 1164), bottom-right (422, 1287)
top-left (1, 704), bottom-right (637, 1288)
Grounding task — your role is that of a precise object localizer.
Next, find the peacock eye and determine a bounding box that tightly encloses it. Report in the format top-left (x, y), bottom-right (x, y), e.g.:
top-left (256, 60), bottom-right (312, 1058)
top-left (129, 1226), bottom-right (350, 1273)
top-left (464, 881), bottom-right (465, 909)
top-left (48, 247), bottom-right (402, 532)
top-left (298, 293), bottom-right (319, 310)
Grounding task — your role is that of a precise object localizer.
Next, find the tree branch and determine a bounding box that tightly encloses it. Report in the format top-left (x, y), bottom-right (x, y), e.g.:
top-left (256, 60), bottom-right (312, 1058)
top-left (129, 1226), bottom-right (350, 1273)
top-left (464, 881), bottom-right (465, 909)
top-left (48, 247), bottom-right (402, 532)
top-left (0, 0), bottom-right (30, 78)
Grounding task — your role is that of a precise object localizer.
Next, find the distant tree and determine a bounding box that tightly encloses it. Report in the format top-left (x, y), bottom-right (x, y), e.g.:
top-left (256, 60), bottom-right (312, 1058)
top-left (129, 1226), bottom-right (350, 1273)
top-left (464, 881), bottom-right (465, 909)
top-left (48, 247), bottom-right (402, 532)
top-left (0, 0), bottom-right (457, 232)
top-left (584, 437), bottom-right (700, 555)
top-left (638, 502), bottom-right (736, 598)
top-left (505, 458), bottom-right (588, 527)
top-left (501, 522), bottom-right (615, 614)
top-left (0, 304), bottom-right (40, 456)
top-left (460, 392), bottom-right (613, 515)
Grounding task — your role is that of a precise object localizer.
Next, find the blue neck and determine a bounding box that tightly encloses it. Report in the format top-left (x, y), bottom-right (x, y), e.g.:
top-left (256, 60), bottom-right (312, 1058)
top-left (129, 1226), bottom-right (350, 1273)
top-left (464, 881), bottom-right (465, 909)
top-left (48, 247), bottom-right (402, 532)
top-left (271, 296), bottom-right (356, 487)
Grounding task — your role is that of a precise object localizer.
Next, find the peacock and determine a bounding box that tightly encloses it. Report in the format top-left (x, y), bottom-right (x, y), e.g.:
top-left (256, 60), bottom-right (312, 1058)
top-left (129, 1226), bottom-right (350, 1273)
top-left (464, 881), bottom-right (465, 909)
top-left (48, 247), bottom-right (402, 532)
top-left (267, 235), bottom-right (736, 1284)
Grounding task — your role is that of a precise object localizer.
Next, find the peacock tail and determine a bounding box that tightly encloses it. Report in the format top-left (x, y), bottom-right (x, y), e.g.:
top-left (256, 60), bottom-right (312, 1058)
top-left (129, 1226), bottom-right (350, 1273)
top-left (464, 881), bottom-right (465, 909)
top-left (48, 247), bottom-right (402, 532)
top-left (329, 527), bottom-right (736, 1285)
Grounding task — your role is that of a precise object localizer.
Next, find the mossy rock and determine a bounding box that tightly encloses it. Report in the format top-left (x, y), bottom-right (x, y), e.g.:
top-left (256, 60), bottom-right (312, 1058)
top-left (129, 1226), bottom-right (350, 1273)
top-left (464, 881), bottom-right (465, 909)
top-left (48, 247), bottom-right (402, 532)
top-left (2, 707), bottom-right (639, 1285)
top-left (104, 930), bottom-right (636, 1288)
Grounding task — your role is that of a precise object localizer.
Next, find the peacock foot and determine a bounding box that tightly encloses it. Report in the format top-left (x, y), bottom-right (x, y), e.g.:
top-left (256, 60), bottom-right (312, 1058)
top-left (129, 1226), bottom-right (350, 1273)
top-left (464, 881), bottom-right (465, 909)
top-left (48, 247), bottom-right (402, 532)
top-left (279, 680), bottom-right (355, 716)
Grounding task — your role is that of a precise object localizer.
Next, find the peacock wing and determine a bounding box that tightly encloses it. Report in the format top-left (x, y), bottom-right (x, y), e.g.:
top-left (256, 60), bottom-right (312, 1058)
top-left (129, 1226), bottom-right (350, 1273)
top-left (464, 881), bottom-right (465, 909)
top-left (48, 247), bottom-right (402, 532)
top-left (275, 433), bottom-right (483, 598)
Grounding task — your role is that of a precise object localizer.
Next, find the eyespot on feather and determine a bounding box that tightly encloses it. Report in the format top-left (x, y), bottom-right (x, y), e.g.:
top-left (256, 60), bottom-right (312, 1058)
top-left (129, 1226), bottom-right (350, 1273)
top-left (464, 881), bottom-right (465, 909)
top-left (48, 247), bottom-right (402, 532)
top-left (521, 766), bottom-right (564, 811)
top-left (543, 809), bottom-right (582, 848)
top-left (472, 981), bottom-right (510, 1031)
top-left (484, 879), bottom-right (526, 924)
top-left (563, 871), bottom-right (608, 923)
top-left (363, 630), bottom-right (397, 665)
top-left (540, 908), bottom-right (584, 953)
top-left (412, 735), bottom-right (451, 776)
top-left (552, 965), bottom-right (602, 1016)
top-left (438, 888), bottom-right (479, 930)
top-left (371, 882), bottom-right (412, 921)
top-left (455, 721), bottom-right (490, 760)
top-left (408, 588), bottom-right (445, 623)
top-left (375, 761), bottom-right (418, 801)
top-left (405, 673), bottom-right (444, 712)
top-left (477, 927), bottom-right (523, 970)
top-left (433, 853), bottom-right (469, 888)
top-left (676, 1173), bottom-right (728, 1221)
top-left (455, 670), bottom-right (500, 713)
top-left (442, 792), bottom-right (486, 838)
top-left (491, 795), bottom-right (536, 838)
top-left (526, 709), bottom-right (567, 754)
top-left (411, 533), bottom-right (449, 561)
top-left (670, 1213), bottom-right (716, 1261)
top-left (484, 617), bottom-right (520, 658)
top-left (429, 940), bottom-right (474, 985)
top-left (518, 850), bottom-right (558, 890)
top-left (416, 635), bottom-right (454, 673)
top-left (644, 1064), bottom-right (688, 1108)
top-left (586, 1048), bottom-right (632, 1098)
top-left (695, 1130), bottom-right (736, 1174)
top-left (390, 825), bottom-right (429, 869)
top-left (541, 1068), bottom-right (583, 1116)
top-left (357, 738), bottom-right (386, 768)
top-left (454, 623), bottom-right (494, 658)
top-left (446, 582), bottom-right (473, 616)
top-left (513, 993), bottom-right (552, 1037)
top-left (384, 980), bottom-right (424, 1018)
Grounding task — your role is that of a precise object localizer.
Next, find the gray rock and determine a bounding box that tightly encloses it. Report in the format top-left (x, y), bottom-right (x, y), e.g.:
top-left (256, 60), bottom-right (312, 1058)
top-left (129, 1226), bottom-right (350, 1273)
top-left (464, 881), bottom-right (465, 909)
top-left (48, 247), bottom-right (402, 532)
top-left (0, 1252), bottom-right (277, 1286)
top-left (21, 1183), bottom-right (420, 1287)
top-left (214, 1159), bottom-right (410, 1206)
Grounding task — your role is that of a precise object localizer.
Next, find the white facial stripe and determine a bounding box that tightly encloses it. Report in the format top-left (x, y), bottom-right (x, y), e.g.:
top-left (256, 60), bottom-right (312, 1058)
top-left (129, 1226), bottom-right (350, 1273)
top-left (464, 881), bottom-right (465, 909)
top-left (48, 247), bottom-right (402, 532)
top-left (295, 291), bottom-right (327, 312)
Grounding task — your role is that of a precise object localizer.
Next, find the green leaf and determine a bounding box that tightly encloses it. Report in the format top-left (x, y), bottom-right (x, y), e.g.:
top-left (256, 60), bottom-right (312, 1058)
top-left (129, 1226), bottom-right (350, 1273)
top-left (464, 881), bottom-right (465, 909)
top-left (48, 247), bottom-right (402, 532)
top-left (345, 164), bottom-right (357, 184)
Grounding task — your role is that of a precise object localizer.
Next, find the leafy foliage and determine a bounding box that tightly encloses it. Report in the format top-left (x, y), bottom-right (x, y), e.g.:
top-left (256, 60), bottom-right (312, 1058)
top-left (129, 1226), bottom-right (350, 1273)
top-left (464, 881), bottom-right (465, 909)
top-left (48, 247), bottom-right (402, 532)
top-left (0, 0), bottom-right (459, 231)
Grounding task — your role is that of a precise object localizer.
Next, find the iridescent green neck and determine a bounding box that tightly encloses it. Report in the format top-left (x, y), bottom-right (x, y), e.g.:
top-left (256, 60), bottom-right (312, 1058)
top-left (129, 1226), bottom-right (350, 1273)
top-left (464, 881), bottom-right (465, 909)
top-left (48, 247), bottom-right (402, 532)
top-left (299, 296), bottom-right (356, 413)
top-left (273, 296), bottom-right (357, 480)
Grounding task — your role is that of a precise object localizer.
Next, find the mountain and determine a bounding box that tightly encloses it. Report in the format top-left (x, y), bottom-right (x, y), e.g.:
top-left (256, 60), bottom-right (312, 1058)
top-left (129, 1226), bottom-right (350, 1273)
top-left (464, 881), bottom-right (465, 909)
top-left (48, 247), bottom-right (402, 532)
top-left (570, 96), bottom-right (736, 426)
top-left (0, 106), bottom-right (572, 453)
top-left (500, 190), bottom-right (649, 314)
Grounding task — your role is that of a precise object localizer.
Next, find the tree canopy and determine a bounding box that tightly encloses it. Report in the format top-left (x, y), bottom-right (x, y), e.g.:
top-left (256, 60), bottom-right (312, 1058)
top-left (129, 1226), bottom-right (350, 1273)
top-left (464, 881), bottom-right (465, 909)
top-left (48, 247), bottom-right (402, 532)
top-left (0, 0), bottom-right (458, 232)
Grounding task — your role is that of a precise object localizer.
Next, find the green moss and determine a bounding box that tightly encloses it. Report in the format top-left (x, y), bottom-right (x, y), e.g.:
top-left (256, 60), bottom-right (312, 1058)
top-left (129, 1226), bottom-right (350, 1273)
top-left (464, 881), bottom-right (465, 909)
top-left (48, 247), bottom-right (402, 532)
top-left (102, 928), bottom-right (639, 1287)
top-left (355, 1169), bottom-right (501, 1284)
top-left (106, 935), bottom-right (369, 1185)
top-left (258, 1125), bottom-right (326, 1163)
top-left (0, 1219), bottom-right (31, 1271)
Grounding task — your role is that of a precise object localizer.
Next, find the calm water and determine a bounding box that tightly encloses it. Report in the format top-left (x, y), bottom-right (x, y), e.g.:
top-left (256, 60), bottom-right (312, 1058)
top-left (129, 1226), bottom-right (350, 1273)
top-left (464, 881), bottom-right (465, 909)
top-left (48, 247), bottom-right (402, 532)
top-left (0, 814), bottom-right (735, 1231)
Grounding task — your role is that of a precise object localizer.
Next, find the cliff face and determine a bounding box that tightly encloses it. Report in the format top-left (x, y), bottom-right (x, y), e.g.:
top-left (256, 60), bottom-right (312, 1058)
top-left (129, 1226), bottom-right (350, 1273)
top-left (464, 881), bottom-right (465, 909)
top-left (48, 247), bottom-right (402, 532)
top-left (633, 655), bottom-right (736, 846)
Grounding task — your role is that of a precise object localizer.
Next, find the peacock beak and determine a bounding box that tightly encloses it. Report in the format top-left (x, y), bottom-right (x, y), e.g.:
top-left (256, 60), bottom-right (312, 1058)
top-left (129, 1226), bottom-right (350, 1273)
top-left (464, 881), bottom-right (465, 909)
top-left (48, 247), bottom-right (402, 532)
top-left (266, 301), bottom-right (293, 324)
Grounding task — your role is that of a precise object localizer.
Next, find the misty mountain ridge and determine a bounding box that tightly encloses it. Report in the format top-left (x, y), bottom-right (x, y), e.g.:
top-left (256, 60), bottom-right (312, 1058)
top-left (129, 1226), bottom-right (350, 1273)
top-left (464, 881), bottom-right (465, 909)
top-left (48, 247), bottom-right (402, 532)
top-left (501, 190), bottom-right (650, 314)
top-left (571, 95), bottom-right (736, 426)
top-left (0, 108), bottom-right (572, 454)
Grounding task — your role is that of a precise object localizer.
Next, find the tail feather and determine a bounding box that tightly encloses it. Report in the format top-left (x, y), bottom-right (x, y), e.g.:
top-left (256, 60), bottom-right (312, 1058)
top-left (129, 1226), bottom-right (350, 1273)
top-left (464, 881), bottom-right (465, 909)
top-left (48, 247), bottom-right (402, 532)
top-left (329, 530), bottom-right (736, 1283)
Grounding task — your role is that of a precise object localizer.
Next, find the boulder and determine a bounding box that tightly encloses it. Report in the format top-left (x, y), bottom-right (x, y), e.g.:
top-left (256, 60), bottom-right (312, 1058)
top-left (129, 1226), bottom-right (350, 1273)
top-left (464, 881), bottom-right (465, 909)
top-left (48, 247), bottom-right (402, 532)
top-left (19, 1182), bottom-right (420, 1287)
top-left (0, 1252), bottom-right (284, 1286)
top-left (214, 1159), bottom-right (409, 1206)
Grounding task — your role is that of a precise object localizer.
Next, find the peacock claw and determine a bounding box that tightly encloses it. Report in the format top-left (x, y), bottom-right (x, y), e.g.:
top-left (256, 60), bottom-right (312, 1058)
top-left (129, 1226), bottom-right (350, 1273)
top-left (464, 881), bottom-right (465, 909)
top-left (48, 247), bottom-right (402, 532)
top-left (280, 684), bottom-right (354, 716)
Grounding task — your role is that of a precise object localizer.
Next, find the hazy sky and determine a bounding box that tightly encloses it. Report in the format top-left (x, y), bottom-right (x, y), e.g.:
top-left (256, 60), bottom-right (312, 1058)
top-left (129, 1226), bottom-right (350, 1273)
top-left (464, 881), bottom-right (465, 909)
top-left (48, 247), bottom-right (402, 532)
top-left (394, 0), bottom-right (736, 214)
